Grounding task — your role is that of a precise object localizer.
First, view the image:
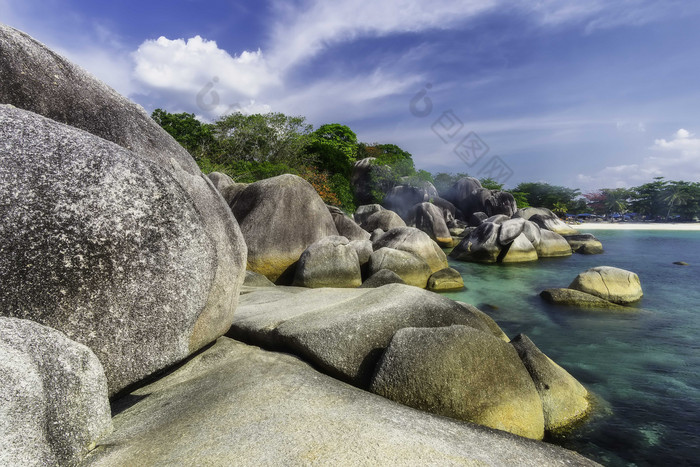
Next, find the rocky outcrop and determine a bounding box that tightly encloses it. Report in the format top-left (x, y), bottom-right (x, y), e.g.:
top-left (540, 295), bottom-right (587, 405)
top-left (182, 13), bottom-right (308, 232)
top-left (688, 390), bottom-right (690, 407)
top-left (231, 174), bottom-right (338, 282)
top-left (469, 211), bottom-right (489, 226)
top-left (360, 269), bottom-right (406, 288)
top-left (293, 236), bottom-right (362, 288)
top-left (427, 268), bottom-right (465, 291)
top-left (409, 202), bottom-right (453, 247)
top-left (430, 197), bottom-right (457, 226)
top-left (207, 171), bottom-right (246, 205)
top-left (502, 233), bottom-right (539, 263)
top-left (85, 338), bottom-right (598, 466)
top-left (443, 177), bottom-right (483, 219)
top-left (563, 234), bottom-right (604, 255)
top-left (569, 266), bottom-right (643, 304)
top-left (0, 27), bottom-right (247, 394)
top-left (362, 209), bottom-right (407, 232)
top-left (450, 222), bottom-right (502, 263)
top-left (350, 157), bottom-right (378, 205)
top-left (370, 326), bottom-right (545, 440)
top-left (539, 289), bottom-right (626, 309)
top-left (536, 230), bottom-right (573, 258)
top-left (0, 317), bottom-right (112, 466)
top-left (229, 284), bottom-right (511, 387)
top-left (327, 206), bottom-right (371, 241)
top-left (485, 191), bottom-right (518, 217)
top-left (243, 270), bottom-right (276, 287)
top-left (511, 334), bottom-right (591, 433)
top-left (0, 106), bottom-right (246, 396)
top-left (382, 185), bottom-right (428, 221)
top-left (372, 227), bottom-right (449, 273)
top-left (353, 203), bottom-right (383, 226)
top-left (368, 248), bottom-right (432, 288)
top-left (515, 208), bottom-right (578, 235)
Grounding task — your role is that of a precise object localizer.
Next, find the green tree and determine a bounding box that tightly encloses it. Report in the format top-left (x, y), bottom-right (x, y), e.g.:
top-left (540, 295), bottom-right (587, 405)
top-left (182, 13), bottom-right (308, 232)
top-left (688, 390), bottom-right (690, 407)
top-left (479, 177), bottom-right (504, 190)
top-left (513, 182), bottom-right (581, 212)
top-left (629, 177), bottom-right (668, 218)
top-left (305, 123), bottom-right (358, 176)
top-left (151, 109), bottom-right (216, 159)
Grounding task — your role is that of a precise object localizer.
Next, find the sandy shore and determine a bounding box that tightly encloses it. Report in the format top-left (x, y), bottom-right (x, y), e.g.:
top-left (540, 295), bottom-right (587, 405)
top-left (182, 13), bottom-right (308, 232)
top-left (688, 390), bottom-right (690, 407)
top-left (573, 222), bottom-right (700, 231)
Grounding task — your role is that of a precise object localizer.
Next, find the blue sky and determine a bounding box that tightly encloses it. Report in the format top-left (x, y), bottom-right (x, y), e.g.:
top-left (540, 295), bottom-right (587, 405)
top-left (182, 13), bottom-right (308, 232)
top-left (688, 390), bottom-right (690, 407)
top-left (3, 0), bottom-right (700, 191)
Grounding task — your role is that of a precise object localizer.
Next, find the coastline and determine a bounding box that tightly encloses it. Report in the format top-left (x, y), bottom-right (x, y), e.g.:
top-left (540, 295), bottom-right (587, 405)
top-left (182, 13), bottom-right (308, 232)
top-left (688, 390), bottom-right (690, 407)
top-left (573, 222), bottom-right (700, 231)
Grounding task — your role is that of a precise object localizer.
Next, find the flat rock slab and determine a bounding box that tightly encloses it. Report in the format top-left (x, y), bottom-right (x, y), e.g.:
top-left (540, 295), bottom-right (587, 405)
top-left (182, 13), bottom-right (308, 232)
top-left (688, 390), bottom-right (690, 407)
top-left (85, 338), bottom-right (598, 467)
top-left (540, 289), bottom-right (627, 310)
top-left (229, 284), bottom-right (509, 387)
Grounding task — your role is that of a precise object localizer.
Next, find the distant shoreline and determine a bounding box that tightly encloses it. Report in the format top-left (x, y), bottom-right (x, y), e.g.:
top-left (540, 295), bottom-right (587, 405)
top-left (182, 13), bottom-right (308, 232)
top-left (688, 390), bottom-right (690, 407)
top-left (574, 222), bottom-right (700, 231)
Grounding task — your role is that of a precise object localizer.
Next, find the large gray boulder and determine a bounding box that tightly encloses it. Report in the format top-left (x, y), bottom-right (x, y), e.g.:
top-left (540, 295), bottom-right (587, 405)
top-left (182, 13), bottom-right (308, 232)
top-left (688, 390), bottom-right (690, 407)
top-left (229, 284), bottom-right (510, 387)
top-left (485, 191), bottom-right (518, 217)
top-left (501, 233), bottom-right (538, 263)
top-left (409, 202), bottom-right (453, 247)
top-left (511, 334), bottom-right (591, 433)
top-left (536, 230), bottom-right (573, 258)
top-left (382, 185), bottom-right (428, 221)
top-left (499, 218), bottom-right (527, 245)
top-left (563, 234), bottom-right (604, 255)
top-left (293, 236), bottom-right (362, 288)
top-left (430, 197), bottom-right (457, 225)
top-left (370, 326), bottom-right (545, 440)
top-left (515, 208), bottom-right (578, 235)
top-left (84, 338), bottom-right (598, 466)
top-left (539, 288), bottom-right (626, 309)
top-left (350, 157), bottom-right (378, 205)
top-left (230, 174), bottom-right (338, 282)
top-left (368, 248), bottom-right (432, 288)
top-left (0, 317), bottom-right (112, 466)
top-left (450, 222), bottom-right (502, 263)
top-left (427, 267), bottom-right (465, 292)
top-left (208, 172), bottom-right (247, 205)
top-left (569, 266), bottom-right (643, 304)
top-left (372, 227), bottom-right (449, 273)
top-left (359, 269), bottom-right (406, 288)
top-left (443, 177), bottom-right (483, 219)
top-left (327, 206), bottom-right (371, 241)
top-left (362, 209), bottom-right (406, 232)
top-left (353, 203), bottom-right (383, 226)
top-left (0, 106), bottom-right (245, 396)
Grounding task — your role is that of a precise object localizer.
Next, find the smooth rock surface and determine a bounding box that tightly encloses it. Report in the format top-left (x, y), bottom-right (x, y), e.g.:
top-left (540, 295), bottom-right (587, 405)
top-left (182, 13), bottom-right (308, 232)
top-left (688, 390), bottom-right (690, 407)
top-left (372, 227), bottom-right (449, 273)
top-left (229, 284), bottom-right (511, 387)
top-left (516, 208), bottom-right (578, 236)
top-left (368, 248), bottom-right (432, 288)
top-left (563, 234), bottom-right (604, 255)
top-left (353, 203), bottom-right (384, 226)
top-left (383, 185), bottom-right (427, 221)
top-left (0, 106), bottom-right (245, 395)
top-left (499, 218), bottom-right (527, 245)
top-left (511, 334), bottom-right (591, 433)
top-left (409, 202), bottom-right (453, 247)
top-left (85, 338), bottom-right (598, 466)
top-left (360, 269), bottom-right (407, 288)
top-left (363, 209), bottom-right (407, 232)
top-left (370, 326), bottom-right (545, 440)
top-left (230, 174), bottom-right (338, 282)
top-left (539, 289), bottom-right (627, 309)
top-left (501, 233), bottom-right (539, 263)
top-left (293, 236), bottom-right (362, 288)
top-left (243, 270), bottom-right (276, 287)
top-left (427, 267), bottom-right (465, 292)
top-left (569, 266), bottom-right (643, 305)
top-left (328, 205), bottom-right (371, 241)
top-left (0, 317), bottom-right (112, 466)
top-left (450, 222), bottom-right (502, 263)
top-left (536, 230), bottom-right (573, 258)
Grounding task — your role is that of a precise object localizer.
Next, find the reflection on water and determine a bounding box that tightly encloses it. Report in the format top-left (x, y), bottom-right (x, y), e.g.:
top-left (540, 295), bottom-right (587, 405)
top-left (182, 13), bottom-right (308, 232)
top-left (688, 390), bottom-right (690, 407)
top-left (444, 230), bottom-right (700, 466)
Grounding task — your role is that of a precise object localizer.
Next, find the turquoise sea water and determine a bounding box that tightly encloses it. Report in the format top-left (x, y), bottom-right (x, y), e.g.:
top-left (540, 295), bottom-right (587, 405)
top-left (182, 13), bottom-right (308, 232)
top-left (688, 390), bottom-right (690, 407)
top-left (444, 230), bottom-right (700, 466)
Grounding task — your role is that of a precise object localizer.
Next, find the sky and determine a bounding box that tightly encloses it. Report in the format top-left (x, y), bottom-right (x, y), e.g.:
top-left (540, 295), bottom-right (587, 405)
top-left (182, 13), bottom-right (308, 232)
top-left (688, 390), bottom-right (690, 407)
top-left (3, 0), bottom-right (700, 191)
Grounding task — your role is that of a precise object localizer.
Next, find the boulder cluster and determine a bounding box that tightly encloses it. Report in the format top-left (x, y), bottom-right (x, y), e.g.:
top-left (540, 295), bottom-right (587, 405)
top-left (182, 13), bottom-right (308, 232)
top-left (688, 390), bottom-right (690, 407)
top-left (0, 24), bottom-right (599, 466)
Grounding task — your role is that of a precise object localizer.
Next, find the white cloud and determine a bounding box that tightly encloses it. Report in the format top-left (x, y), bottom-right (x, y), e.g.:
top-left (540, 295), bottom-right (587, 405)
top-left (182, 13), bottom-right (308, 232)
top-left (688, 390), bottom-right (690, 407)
top-left (653, 128), bottom-right (700, 156)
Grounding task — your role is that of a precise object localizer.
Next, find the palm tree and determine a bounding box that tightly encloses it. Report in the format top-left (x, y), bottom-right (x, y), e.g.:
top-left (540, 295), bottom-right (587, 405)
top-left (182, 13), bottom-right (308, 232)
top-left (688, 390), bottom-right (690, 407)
top-left (664, 182), bottom-right (692, 220)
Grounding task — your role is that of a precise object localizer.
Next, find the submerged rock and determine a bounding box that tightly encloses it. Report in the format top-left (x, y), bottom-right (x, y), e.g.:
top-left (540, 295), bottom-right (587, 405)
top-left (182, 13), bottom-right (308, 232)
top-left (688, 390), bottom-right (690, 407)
top-left (511, 334), bottom-right (591, 433)
top-left (569, 266), bottom-right (643, 305)
top-left (539, 289), bottom-right (626, 309)
top-left (536, 230), bottom-right (573, 258)
top-left (563, 234), bottom-right (603, 255)
top-left (0, 317), bottom-right (112, 466)
top-left (370, 325), bottom-right (545, 440)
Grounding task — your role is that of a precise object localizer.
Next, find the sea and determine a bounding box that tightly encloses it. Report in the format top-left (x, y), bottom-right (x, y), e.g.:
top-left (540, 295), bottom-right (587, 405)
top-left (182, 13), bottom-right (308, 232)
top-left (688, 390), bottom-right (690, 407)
top-left (443, 229), bottom-right (700, 466)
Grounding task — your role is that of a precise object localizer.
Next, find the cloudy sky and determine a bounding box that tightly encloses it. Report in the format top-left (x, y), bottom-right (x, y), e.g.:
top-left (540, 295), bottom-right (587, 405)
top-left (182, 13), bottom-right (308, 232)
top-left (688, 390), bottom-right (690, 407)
top-left (3, 0), bottom-right (700, 191)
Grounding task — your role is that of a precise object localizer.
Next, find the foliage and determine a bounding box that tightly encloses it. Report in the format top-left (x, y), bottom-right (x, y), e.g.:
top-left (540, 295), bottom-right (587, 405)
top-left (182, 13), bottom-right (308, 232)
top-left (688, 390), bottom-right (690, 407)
top-left (330, 173), bottom-right (356, 212)
top-left (151, 109), bottom-right (216, 158)
top-left (305, 124), bottom-right (358, 176)
top-left (431, 172), bottom-right (471, 197)
top-left (298, 167), bottom-right (341, 207)
top-left (513, 182), bottom-right (582, 212)
top-left (214, 112), bottom-right (313, 166)
top-left (511, 191), bottom-right (531, 208)
top-left (479, 177), bottom-right (504, 191)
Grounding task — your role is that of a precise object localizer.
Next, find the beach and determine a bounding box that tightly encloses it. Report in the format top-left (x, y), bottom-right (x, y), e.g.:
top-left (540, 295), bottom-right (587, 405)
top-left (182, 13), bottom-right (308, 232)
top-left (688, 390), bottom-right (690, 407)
top-left (574, 222), bottom-right (700, 231)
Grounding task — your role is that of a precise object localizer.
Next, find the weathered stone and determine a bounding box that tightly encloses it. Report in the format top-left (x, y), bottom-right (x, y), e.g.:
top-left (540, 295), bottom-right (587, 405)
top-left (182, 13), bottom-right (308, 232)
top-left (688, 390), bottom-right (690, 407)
top-left (360, 269), bottom-right (406, 288)
top-left (450, 222), bottom-right (502, 263)
top-left (370, 228), bottom-right (385, 241)
top-left (569, 267), bottom-right (643, 304)
top-left (409, 202), bottom-right (453, 247)
top-left (231, 174), bottom-right (338, 282)
top-left (328, 205), bottom-right (371, 241)
top-left (443, 177), bottom-right (483, 219)
top-left (0, 106), bottom-right (245, 395)
top-left (455, 302), bottom-right (510, 342)
top-left (229, 284), bottom-right (511, 387)
top-left (469, 211), bottom-right (489, 227)
top-left (351, 157), bottom-right (392, 205)
top-left (372, 227), bottom-right (449, 273)
top-left (207, 171), bottom-right (235, 194)
top-left (430, 197), bottom-right (457, 225)
top-left (516, 208), bottom-right (578, 235)
top-left (368, 248), bottom-right (432, 288)
top-left (353, 203), bottom-right (384, 226)
top-left (536, 230), bottom-right (573, 258)
top-left (348, 239), bottom-right (373, 266)
top-left (293, 236), bottom-right (362, 288)
top-left (0, 317), bottom-right (112, 466)
top-left (563, 234), bottom-right (603, 255)
top-left (383, 185), bottom-right (428, 221)
top-left (501, 233), bottom-right (538, 263)
top-left (243, 270), bottom-right (276, 287)
top-left (363, 209), bottom-right (407, 232)
top-left (427, 268), bottom-right (465, 292)
top-left (85, 338), bottom-right (598, 466)
top-left (499, 218), bottom-right (527, 245)
top-left (485, 191), bottom-right (518, 217)
top-left (539, 289), bottom-right (627, 309)
top-left (511, 334), bottom-right (591, 433)
top-left (523, 220), bottom-right (542, 247)
top-left (370, 325), bottom-right (545, 440)
top-left (485, 214), bottom-right (510, 225)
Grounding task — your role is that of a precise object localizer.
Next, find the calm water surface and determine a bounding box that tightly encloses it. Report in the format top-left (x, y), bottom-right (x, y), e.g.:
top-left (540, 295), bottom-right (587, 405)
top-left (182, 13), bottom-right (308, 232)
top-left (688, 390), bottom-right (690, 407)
top-left (444, 230), bottom-right (700, 466)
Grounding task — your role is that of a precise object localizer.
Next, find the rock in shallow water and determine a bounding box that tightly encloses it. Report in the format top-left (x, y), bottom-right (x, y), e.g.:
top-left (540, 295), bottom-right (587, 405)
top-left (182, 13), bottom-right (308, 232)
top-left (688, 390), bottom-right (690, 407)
top-left (84, 337), bottom-right (598, 466)
top-left (539, 288), bottom-right (627, 309)
top-left (569, 266), bottom-right (643, 305)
